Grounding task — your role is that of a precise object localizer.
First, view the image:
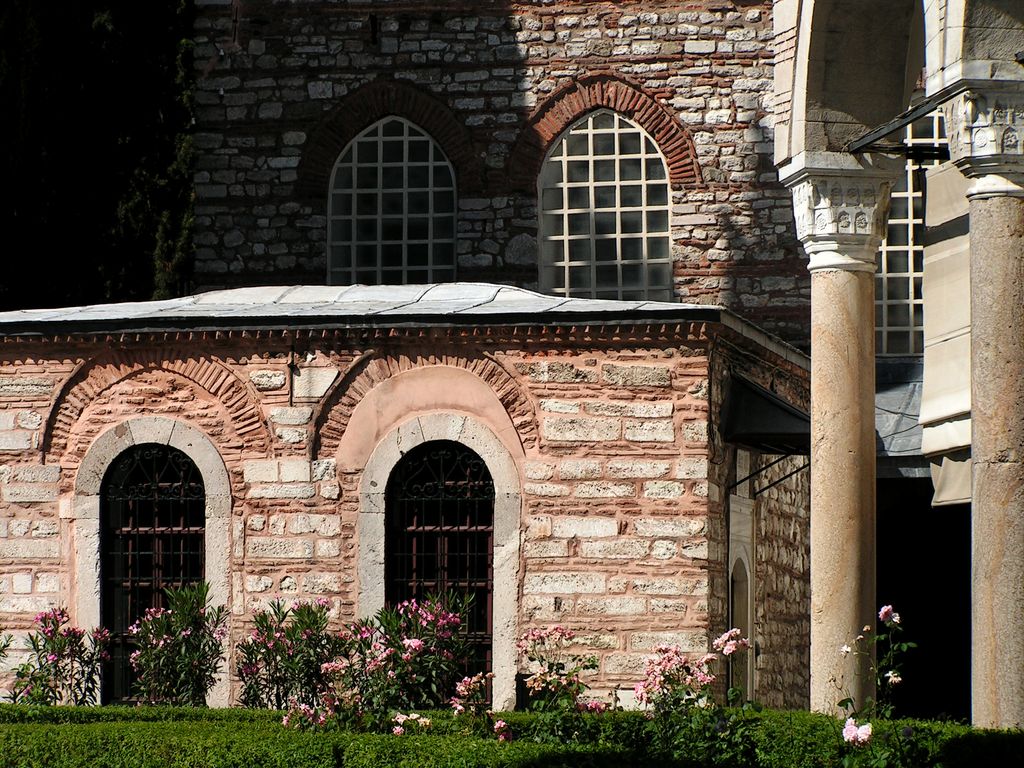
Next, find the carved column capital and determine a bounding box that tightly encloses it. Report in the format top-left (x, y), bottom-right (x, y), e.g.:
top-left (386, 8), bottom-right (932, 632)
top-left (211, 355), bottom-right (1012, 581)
top-left (781, 159), bottom-right (894, 273)
top-left (943, 87), bottom-right (1024, 198)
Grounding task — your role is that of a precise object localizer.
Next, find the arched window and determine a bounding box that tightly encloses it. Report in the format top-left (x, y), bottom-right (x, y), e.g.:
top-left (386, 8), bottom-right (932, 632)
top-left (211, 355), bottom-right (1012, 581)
top-left (385, 440), bottom-right (493, 678)
top-left (100, 444), bottom-right (205, 703)
top-left (328, 116), bottom-right (457, 286)
top-left (538, 110), bottom-right (672, 300)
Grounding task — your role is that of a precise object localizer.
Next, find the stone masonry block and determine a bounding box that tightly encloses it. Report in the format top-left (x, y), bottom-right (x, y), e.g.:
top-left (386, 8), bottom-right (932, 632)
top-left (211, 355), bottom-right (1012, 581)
top-left (559, 459), bottom-right (602, 479)
top-left (278, 459), bottom-right (312, 482)
top-left (624, 420), bottom-right (675, 442)
top-left (0, 539), bottom-right (60, 559)
top-left (0, 432), bottom-right (32, 451)
top-left (601, 364), bottom-right (671, 387)
top-left (287, 513), bottom-right (341, 537)
top-left (243, 460), bottom-right (278, 483)
top-left (577, 596), bottom-right (646, 615)
top-left (0, 596), bottom-right (54, 614)
top-left (275, 427), bottom-right (307, 444)
top-left (515, 361), bottom-right (597, 383)
top-left (579, 539), bottom-right (650, 559)
top-left (684, 422), bottom-right (709, 442)
top-left (607, 459), bottom-right (671, 479)
top-left (0, 376), bottom-right (53, 397)
top-left (523, 572), bottom-right (606, 594)
top-left (248, 483), bottom-right (316, 499)
top-left (11, 465), bottom-right (60, 483)
top-left (631, 631), bottom-right (707, 652)
top-left (2, 484), bottom-right (58, 503)
top-left (524, 540), bottom-right (569, 558)
top-left (250, 370), bottom-right (286, 391)
top-left (246, 575), bottom-right (273, 593)
top-left (634, 517), bottom-right (706, 538)
top-left (540, 399), bottom-right (580, 414)
top-left (676, 458), bottom-right (708, 479)
top-left (524, 462), bottom-right (555, 481)
top-left (643, 481), bottom-right (685, 499)
top-left (312, 459), bottom-right (336, 481)
top-left (270, 406), bottom-right (313, 426)
top-left (543, 417), bottom-right (619, 442)
top-left (575, 481), bottom-right (635, 498)
top-left (246, 538), bottom-right (314, 559)
top-left (36, 573), bottom-right (60, 593)
top-left (524, 482), bottom-right (570, 497)
top-left (550, 516), bottom-right (618, 539)
top-left (292, 367), bottom-right (338, 400)
top-left (16, 412), bottom-right (42, 430)
top-left (12, 573), bottom-right (32, 593)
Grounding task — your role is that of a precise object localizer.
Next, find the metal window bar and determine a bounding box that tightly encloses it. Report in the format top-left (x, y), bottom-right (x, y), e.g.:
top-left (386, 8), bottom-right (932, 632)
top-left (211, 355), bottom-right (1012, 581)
top-left (384, 441), bottom-right (495, 684)
top-left (538, 109), bottom-right (673, 301)
top-left (100, 444), bottom-right (205, 704)
top-left (876, 110), bottom-right (946, 356)
top-left (327, 116), bottom-right (458, 286)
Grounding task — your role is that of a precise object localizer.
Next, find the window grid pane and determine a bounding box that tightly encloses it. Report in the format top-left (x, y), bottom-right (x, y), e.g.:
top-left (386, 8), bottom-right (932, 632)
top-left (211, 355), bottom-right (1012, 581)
top-left (875, 110), bottom-right (945, 356)
top-left (538, 110), bottom-right (673, 301)
top-left (328, 117), bottom-right (457, 286)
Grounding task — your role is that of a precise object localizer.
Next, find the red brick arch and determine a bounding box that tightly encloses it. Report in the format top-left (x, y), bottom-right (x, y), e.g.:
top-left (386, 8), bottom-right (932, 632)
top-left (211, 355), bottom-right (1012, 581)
top-left (45, 351), bottom-right (270, 458)
top-left (314, 351), bottom-right (537, 459)
top-left (508, 73), bottom-right (703, 193)
top-left (296, 79), bottom-right (484, 201)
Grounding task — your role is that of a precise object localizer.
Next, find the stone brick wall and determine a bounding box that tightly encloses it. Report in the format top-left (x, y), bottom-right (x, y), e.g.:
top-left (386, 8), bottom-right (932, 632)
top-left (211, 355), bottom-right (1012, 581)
top-left (0, 320), bottom-right (808, 703)
top-left (192, 0), bottom-right (810, 346)
top-left (707, 332), bottom-right (810, 707)
top-left (752, 452), bottom-right (810, 709)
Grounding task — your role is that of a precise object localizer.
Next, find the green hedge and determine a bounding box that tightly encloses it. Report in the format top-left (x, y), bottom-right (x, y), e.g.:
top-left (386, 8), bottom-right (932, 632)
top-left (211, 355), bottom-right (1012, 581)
top-left (0, 706), bottom-right (1020, 768)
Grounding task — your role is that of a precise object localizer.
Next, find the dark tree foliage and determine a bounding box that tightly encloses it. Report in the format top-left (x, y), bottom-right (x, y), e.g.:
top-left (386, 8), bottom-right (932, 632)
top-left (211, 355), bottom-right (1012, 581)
top-left (0, 1), bottom-right (195, 311)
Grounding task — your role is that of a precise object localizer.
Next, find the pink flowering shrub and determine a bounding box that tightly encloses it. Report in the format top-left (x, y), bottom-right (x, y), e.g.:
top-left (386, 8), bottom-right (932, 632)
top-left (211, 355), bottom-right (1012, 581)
top-left (321, 594), bottom-right (471, 730)
top-left (634, 645), bottom-right (718, 714)
top-left (635, 629), bottom-right (752, 715)
top-left (9, 608), bottom-right (109, 706)
top-left (450, 671), bottom-right (492, 718)
top-left (390, 711), bottom-right (432, 735)
top-left (129, 582), bottom-right (228, 706)
top-left (517, 626), bottom-right (597, 713)
top-left (282, 699), bottom-right (331, 731)
top-left (836, 604), bottom-right (915, 720)
top-left (236, 598), bottom-right (345, 710)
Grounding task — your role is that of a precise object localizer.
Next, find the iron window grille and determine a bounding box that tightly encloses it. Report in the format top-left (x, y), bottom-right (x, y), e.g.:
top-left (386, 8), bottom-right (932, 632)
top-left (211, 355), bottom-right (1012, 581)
top-left (384, 440), bottom-right (494, 680)
top-left (100, 444), bottom-right (205, 704)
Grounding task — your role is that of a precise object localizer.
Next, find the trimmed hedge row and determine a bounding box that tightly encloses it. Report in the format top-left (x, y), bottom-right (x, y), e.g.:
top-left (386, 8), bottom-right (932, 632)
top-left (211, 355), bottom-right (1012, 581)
top-left (0, 706), bottom-right (1021, 768)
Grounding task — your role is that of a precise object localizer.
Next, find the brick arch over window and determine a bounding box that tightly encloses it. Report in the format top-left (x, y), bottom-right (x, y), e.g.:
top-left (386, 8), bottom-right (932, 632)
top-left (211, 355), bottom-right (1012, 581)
top-left (46, 352), bottom-right (270, 459)
top-left (508, 74), bottom-right (702, 193)
top-left (297, 80), bottom-right (484, 201)
top-left (314, 352), bottom-right (537, 460)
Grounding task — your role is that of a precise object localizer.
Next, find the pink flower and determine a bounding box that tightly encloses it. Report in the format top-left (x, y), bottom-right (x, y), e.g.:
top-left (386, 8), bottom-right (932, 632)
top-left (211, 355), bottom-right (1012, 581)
top-left (402, 637), bottom-right (425, 652)
top-left (713, 628), bottom-right (750, 656)
top-left (392, 725), bottom-right (404, 736)
top-left (842, 718), bottom-right (872, 745)
top-left (879, 605), bottom-right (894, 623)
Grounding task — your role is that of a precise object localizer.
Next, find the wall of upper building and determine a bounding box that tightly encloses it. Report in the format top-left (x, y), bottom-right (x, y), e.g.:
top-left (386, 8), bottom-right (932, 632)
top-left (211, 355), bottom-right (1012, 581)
top-left (191, 0), bottom-right (810, 346)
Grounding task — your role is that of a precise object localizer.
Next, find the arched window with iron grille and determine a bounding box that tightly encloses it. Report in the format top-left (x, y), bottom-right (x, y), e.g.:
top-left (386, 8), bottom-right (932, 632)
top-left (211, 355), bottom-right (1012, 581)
top-left (100, 443), bottom-right (205, 703)
top-left (385, 440), bottom-right (494, 679)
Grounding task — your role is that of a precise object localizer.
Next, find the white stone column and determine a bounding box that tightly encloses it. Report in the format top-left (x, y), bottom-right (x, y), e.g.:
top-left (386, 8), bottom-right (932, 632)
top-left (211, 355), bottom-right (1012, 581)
top-left (781, 155), bottom-right (894, 714)
top-left (944, 88), bottom-right (1024, 729)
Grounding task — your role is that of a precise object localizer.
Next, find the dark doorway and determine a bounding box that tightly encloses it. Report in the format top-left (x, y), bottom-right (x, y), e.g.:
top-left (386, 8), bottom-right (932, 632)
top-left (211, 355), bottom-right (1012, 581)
top-left (100, 443), bottom-right (205, 703)
top-left (385, 440), bottom-right (494, 677)
top-left (876, 477), bottom-right (970, 721)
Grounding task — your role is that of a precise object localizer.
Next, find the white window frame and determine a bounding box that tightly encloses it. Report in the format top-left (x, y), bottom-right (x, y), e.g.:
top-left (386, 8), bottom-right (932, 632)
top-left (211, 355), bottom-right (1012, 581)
top-left (327, 116), bottom-right (457, 286)
top-left (537, 109), bottom-right (673, 301)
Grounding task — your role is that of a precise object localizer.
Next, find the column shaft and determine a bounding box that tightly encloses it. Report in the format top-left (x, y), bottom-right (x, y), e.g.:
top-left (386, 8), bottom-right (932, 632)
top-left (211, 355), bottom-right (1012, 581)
top-left (969, 194), bottom-right (1024, 728)
top-left (809, 267), bottom-right (876, 714)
